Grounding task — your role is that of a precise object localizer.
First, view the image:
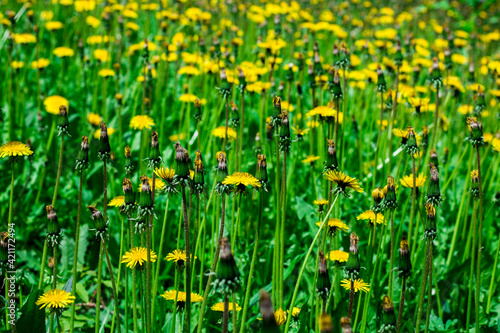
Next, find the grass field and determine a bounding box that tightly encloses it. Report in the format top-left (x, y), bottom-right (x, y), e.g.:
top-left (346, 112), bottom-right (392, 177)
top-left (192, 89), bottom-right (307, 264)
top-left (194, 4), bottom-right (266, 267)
top-left (1, 0), bottom-right (500, 332)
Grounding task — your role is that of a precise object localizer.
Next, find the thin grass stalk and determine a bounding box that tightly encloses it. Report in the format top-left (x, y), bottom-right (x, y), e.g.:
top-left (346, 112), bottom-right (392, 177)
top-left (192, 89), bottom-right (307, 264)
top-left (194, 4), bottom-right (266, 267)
top-left (283, 194), bottom-right (338, 333)
top-left (197, 194), bottom-right (226, 333)
top-left (388, 210), bottom-right (395, 299)
top-left (424, 243), bottom-right (434, 333)
top-left (475, 146), bottom-right (484, 333)
top-left (466, 200), bottom-right (478, 333)
top-left (415, 239), bottom-right (431, 333)
top-left (430, 86), bottom-right (440, 151)
top-left (152, 197), bottom-right (170, 322)
top-left (70, 171), bottom-right (84, 333)
top-left (223, 98), bottom-right (229, 150)
top-left (238, 190), bottom-right (263, 332)
top-left (180, 184), bottom-right (192, 333)
top-left (387, 66), bottom-right (399, 173)
top-left (279, 151), bottom-right (287, 307)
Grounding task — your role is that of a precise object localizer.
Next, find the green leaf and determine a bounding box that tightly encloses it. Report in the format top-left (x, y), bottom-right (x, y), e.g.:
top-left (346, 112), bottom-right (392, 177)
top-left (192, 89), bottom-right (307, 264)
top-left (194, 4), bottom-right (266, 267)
top-left (76, 283), bottom-right (89, 303)
top-left (16, 289), bottom-right (46, 333)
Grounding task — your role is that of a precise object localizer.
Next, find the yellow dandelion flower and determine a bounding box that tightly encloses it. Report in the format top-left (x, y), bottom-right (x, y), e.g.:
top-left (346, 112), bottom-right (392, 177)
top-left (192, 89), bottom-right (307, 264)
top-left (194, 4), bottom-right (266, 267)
top-left (161, 290), bottom-right (203, 303)
top-left (0, 142), bottom-right (33, 158)
top-left (222, 172), bottom-right (261, 190)
top-left (291, 127), bottom-right (309, 137)
top-left (289, 307), bottom-right (301, 318)
top-left (356, 210), bottom-right (384, 225)
top-left (274, 308), bottom-right (287, 326)
top-left (137, 177), bottom-right (165, 191)
top-left (93, 126), bottom-right (116, 138)
top-left (165, 249), bottom-right (196, 265)
top-left (324, 170), bottom-right (364, 194)
top-left (108, 196), bottom-right (125, 207)
top-left (179, 93), bottom-right (199, 103)
top-left (31, 58), bottom-right (51, 69)
top-left (169, 133), bottom-right (186, 142)
top-left (87, 113), bottom-right (102, 126)
top-left (340, 279), bottom-right (370, 293)
top-left (154, 167), bottom-right (175, 182)
top-left (11, 61), bottom-right (24, 69)
top-left (281, 101), bottom-right (294, 112)
top-left (178, 65), bottom-right (200, 76)
top-left (36, 289), bottom-right (75, 309)
top-left (400, 173), bottom-right (426, 188)
top-left (53, 47), bottom-right (74, 58)
top-left (302, 155), bottom-right (320, 164)
top-left (316, 218), bottom-right (349, 234)
top-left (44, 95), bottom-right (69, 115)
top-left (12, 33), bottom-right (37, 44)
top-left (120, 247), bottom-right (157, 269)
top-left (313, 199), bottom-right (329, 206)
top-left (98, 69), bottom-right (116, 78)
top-left (491, 139), bottom-right (500, 153)
top-left (86, 15), bottom-right (101, 28)
top-left (212, 126), bottom-right (238, 140)
top-left (328, 250), bottom-right (349, 263)
top-left (45, 21), bottom-right (64, 31)
top-left (130, 115), bottom-right (155, 130)
top-left (94, 49), bottom-right (110, 62)
top-left (211, 302), bottom-right (242, 311)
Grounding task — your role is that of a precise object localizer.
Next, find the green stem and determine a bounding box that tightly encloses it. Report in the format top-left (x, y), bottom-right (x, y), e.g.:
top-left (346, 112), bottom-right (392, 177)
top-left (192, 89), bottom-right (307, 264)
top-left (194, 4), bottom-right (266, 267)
top-left (424, 243), bottom-right (434, 333)
top-left (475, 146), bottom-right (484, 333)
top-left (51, 133), bottom-right (65, 206)
top-left (397, 277), bottom-right (407, 333)
top-left (389, 210), bottom-right (395, 299)
top-left (180, 184), bottom-right (192, 333)
top-left (103, 240), bottom-right (120, 333)
top-left (95, 244), bottom-right (104, 333)
top-left (152, 197), bottom-right (170, 324)
top-left (415, 239), bottom-right (431, 333)
top-left (283, 195), bottom-right (338, 333)
top-left (70, 171), bottom-right (84, 333)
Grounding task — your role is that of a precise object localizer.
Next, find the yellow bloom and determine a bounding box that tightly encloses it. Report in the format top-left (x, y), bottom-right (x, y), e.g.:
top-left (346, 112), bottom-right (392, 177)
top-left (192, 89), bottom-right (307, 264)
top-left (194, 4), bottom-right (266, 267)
top-left (457, 105), bottom-right (473, 115)
top-left (161, 290), bottom-right (203, 303)
top-left (94, 49), bottom-right (110, 62)
top-left (120, 247), bottom-right (157, 269)
top-left (130, 115), bottom-right (155, 130)
top-left (169, 133), bottom-right (186, 142)
top-left (316, 218), bottom-right (349, 233)
top-left (74, 0), bottom-right (96, 12)
top-left (492, 139), bottom-right (500, 153)
top-left (98, 69), bottom-right (116, 77)
top-left (87, 113), bottom-right (102, 126)
top-left (291, 127), bottom-right (309, 137)
top-left (41, 10), bottom-right (54, 21)
top-left (12, 33), bottom-right (37, 44)
top-left (45, 21), bottom-right (64, 31)
top-left (165, 249), bottom-right (196, 265)
top-left (313, 199), bottom-right (329, 207)
top-left (212, 126), bottom-right (237, 140)
top-left (0, 142), bottom-right (33, 158)
top-left (400, 173), bottom-right (426, 188)
top-left (178, 66), bottom-right (200, 76)
top-left (11, 61), bottom-right (24, 69)
top-left (289, 307), bottom-right (301, 318)
top-left (137, 177), bottom-right (165, 192)
top-left (108, 196), bottom-right (125, 207)
top-left (31, 58), bottom-right (51, 69)
top-left (126, 22), bottom-right (140, 31)
top-left (86, 15), bottom-right (101, 28)
top-left (179, 93), bottom-right (199, 103)
top-left (328, 250), bottom-right (349, 263)
top-left (223, 172), bottom-right (261, 189)
top-left (44, 96), bottom-right (69, 115)
top-left (93, 127), bottom-right (116, 139)
top-left (281, 101), bottom-right (294, 112)
top-left (302, 155), bottom-right (320, 164)
top-left (154, 167), bottom-right (175, 182)
top-left (356, 210), bottom-right (384, 225)
top-left (211, 302), bottom-right (242, 311)
top-left (306, 106), bottom-right (343, 122)
top-left (324, 170), bottom-right (364, 194)
top-left (340, 279), bottom-right (370, 293)
top-left (53, 47), bottom-right (75, 58)
top-left (36, 289), bottom-right (75, 309)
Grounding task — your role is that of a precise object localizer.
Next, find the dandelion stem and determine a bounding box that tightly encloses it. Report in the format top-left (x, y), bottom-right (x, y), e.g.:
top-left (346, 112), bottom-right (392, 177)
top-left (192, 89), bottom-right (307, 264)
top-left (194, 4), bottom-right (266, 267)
top-left (466, 200), bottom-right (478, 333)
top-left (424, 243), bottom-right (433, 333)
top-left (415, 239), bottom-right (431, 333)
top-left (408, 157), bottom-right (417, 256)
top-left (103, 240), bottom-right (120, 333)
top-left (95, 244), bottom-right (104, 333)
top-left (223, 98), bottom-right (229, 150)
top-left (389, 210), bottom-right (395, 299)
top-left (180, 183), bottom-right (192, 333)
top-left (222, 293), bottom-right (229, 333)
top-left (387, 65), bottom-right (399, 173)
top-left (283, 194), bottom-right (338, 333)
top-left (348, 278), bottom-right (355, 319)
top-left (152, 197), bottom-right (170, 323)
top-left (397, 277), bottom-right (407, 333)
top-left (70, 171), bottom-right (84, 333)
top-left (197, 194), bottom-right (226, 333)
top-left (430, 86), bottom-right (440, 151)
top-left (475, 146), bottom-right (484, 333)
top-left (170, 269), bottom-right (180, 333)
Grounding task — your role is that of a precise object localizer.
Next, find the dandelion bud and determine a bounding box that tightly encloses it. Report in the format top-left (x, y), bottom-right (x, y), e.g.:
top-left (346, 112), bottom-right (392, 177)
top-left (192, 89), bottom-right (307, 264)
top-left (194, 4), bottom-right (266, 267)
top-left (88, 205), bottom-right (108, 238)
top-left (259, 291), bottom-right (279, 331)
top-left (237, 66), bottom-right (246, 92)
top-left (467, 61), bottom-right (475, 84)
top-left (426, 163), bottom-right (443, 206)
top-left (466, 117), bottom-right (484, 147)
top-left (316, 251), bottom-right (330, 299)
top-left (377, 66), bottom-right (387, 92)
top-left (46, 205), bottom-right (61, 246)
top-left (330, 70), bottom-right (342, 99)
top-left (98, 122), bottom-right (111, 161)
top-left (115, 93), bottom-right (123, 105)
top-left (444, 48), bottom-right (452, 70)
top-left (296, 81), bottom-right (303, 95)
top-left (398, 235), bottom-right (412, 278)
top-left (430, 148), bottom-right (439, 169)
top-left (474, 90), bottom-right (486, 114)
top-left (383, 176), bottom-right (398, 210)
top-left (421, 127), bottom-right (429, 150)
top-left (124, 146), bottom-right (134, 174)
top-left (307, 65), bottom-right (316, 88)
top-left (424, 203), bottom-right (437, 239)
top-left (0, 232), bottom-right (8, 265)
top-left (319, 313), bottom-right (334, 333)
top-left (174, 142), bottom-right (190, 181)
top-left (346, 233), bottom-right (360, 278)
top-left (285, 63), bottom-right (294, 82)
top-left (394, 41), bottom-right (403, 67)
top-left (371, 187), bottom-right (385, 213)
top-left (218, 68), bottom-right (231, 99)
top-left (215, 151), bottom-right (231, 195)
top-left (146, 131), bottom-right (162, 169)
top-left (215, 238), bottom-right (241, 292)
top-left (193, 151), bottom-right (205, 195)
top-left (340, 317), bottom-right (353, 333)
top-left (470, 170), bottom-right (480, 199)
top-left (324, 139), bottom-right (338, 172)
top-left (57, 105), bottom-right (70, 136)
top-left (332, 43), bottom-right (339, 63)
top-left (380, 296), bottom-right (396, 331)
top-left (279, 111), bottom-right (291, 153)
top-left (405, 126), bottom-right (419, 156)
top-left (256, 154), bottom-right (269, 191)
top-left (75, 136), bottom-right (89, 170)
top-left (121, 178), bottom-right (135, 215)
top-left (430, 57), bottom-right (442, 88)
